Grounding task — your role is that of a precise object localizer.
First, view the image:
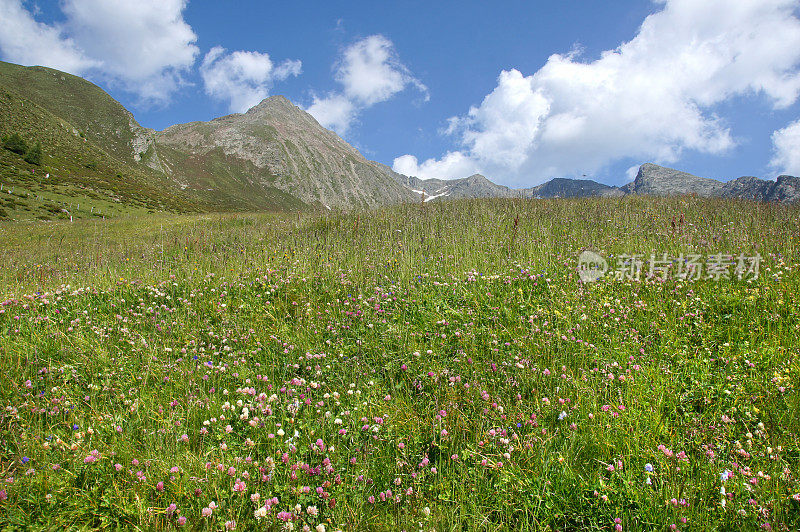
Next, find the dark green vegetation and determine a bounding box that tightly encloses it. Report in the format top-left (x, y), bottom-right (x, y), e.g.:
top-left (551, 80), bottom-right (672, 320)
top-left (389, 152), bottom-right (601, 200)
top-left (0, 197), bottom-right (798, 530)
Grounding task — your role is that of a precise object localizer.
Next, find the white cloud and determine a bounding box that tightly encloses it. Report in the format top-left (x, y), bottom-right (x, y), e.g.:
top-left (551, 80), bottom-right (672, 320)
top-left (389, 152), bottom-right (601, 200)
top-left (306, 34), bottom-right (427, 135)
top-left (393, 152), bottom-right (480, 182)
top-left (200, 47), bottom-right (302, 113)
top-left (0, 0), bottom-right (199, 103)
top-left (394, 0), bottom-right (800, 184)
top-left (305, 94), bottom-right (355, 136)
top-left (0, 0), bottom-right (99, 73)
top-left (771, 120), bottom-right (800, 176)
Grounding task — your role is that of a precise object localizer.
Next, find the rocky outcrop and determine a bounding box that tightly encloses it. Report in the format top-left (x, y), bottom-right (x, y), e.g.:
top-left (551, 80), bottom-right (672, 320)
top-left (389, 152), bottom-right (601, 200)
top-left (621, 163), bottom-right (725, 197)
top-left (620, 163), bottom-right (800, 203)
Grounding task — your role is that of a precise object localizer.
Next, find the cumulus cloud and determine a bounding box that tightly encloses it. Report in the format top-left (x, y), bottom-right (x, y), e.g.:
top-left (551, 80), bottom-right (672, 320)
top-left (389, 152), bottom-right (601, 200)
top-left (394, 0), bottom-right (800, 184)
top-left (0, 0), bottom-right (99, 73)
top-left (0, 0), bottom-right (199, 103)
top-left (771, 120), bottom-right (800, 176)
top-left (393, 152), bottom-right (480, 183)
top-left (304, 94), bottom-right (355, 136)
top-left (307, 34), bottom-right (427, 135)
top-left (200, 47), bottom-right (302, 113)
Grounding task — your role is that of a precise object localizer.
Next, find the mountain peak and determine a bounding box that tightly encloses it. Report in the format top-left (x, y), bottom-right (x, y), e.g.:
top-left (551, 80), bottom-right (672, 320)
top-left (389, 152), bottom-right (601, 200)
top-left (622, 163), bottom-right (724, 197)
top-left (245, 95), bottom-right (297, 115)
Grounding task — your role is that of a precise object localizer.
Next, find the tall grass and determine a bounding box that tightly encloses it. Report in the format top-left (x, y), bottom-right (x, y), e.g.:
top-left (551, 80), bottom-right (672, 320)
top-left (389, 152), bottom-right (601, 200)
top-left (0, 196), bottom-right (798, 530)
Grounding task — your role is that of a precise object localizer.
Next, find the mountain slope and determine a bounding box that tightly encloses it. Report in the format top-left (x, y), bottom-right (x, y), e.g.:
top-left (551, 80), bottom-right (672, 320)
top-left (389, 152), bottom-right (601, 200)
top-left (388, 173), bottom-right (518, 201)
top-left (622, 163), bottom-right (725, 196)
top-left (527, 177), bottom-right (623, 198)
top-left (0, 84), bottom-right (204, 220)
top-left (156, 97), bottom-right (418, 209)
top-left (390, 172), bottom-right (623, 201)
top-left (621, 163), bottom-right (800, 203)
top-left (2, 61), bottom-right (797, 217)
top-left (0, 61), bottom-right (417, 213)
top-left (0, 61), bottom-right (162, 170)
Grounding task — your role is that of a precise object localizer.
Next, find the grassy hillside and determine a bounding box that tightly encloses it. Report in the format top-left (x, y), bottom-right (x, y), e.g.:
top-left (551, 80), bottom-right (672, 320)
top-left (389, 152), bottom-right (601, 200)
top-left (157, 144), bottom-right (309, 212)
top-left (0, 197), bottom-right (799, 530)
top-left (0, 86), bottom-right (204, 220)
top-left (0, 61), bottom-right (143, 163)
top-left (0, 62), bottom-right (313, 216)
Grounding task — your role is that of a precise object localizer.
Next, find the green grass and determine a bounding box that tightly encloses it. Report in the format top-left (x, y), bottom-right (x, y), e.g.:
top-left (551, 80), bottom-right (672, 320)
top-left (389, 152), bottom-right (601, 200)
top-left (0, 197), bottom-right (799, 530)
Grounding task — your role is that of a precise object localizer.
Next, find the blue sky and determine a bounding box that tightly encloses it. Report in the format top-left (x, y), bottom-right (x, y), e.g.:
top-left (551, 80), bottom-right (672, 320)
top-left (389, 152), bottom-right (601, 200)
top-left (1, 0), bottom-right (800, 187)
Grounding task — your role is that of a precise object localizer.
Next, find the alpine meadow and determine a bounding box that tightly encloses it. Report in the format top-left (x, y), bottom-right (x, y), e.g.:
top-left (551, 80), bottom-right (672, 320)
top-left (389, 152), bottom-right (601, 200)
top-left (2, 1), bottom-right (800, 531)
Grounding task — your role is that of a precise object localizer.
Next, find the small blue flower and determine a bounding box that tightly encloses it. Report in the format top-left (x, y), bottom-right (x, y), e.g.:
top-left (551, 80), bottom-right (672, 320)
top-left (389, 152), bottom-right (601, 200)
top-left (21, 456), bottom-right (29, 464)
top-left (644, 463), bottom-right (654, 473)
top-left (558, 411), bottom-right (568, 421)
top-left (72, 424), bottom-right (79, 431)
top-left (720, 470), bottom-right (730, 482)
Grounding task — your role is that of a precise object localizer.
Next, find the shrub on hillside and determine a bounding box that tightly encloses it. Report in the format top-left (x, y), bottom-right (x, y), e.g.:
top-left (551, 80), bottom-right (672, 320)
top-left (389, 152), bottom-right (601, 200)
top-left (2, 133), bottom-right (28, 155)
top-left (23, 142), bottom-right (42, 165)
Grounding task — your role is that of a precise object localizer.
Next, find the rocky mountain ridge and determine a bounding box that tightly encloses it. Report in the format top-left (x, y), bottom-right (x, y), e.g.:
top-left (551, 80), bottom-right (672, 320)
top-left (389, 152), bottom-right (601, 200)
top-left (396, 163), bottom-right (800, 203)
top-left (1, 60), bottom-right (798, 217)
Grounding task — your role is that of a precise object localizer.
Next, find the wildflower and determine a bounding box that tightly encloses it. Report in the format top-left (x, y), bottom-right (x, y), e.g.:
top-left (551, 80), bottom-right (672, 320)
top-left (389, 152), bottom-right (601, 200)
top-left (224, 520), bottom-right (236, 530)
top-left (558, 411), bottom-right (567, 421)
top-left (177, 516), bottom-right (187, 526)
top-left (156, 481), bottom-right (164, 492)
top-left (645, 463), bottom-right (653, 473)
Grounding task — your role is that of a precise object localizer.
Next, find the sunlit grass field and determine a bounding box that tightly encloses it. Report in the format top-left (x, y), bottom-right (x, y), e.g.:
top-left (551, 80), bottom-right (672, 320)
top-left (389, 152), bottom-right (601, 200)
top-left (1, 196), bottom-right (799, 531)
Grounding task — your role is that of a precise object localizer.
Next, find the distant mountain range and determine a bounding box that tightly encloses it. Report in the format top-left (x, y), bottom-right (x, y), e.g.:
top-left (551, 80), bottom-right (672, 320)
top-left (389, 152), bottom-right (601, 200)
top-left (0, 60), bottom-right (797, 221)
top-left (392, 163), bottom-right (800, 203)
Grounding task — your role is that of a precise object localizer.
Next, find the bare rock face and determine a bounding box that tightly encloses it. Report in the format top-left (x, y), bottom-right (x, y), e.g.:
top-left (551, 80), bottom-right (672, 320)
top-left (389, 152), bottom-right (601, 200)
top-left (620, 164), bottom-right (800, 203)
top-left (622, 163), bottom-right (725, 197)
top-left (156, 96), bottom-right (417, 209)
top-left (769, 175), bottom-right (800, 202)
top-left (721, 176), bottom-right (771, 201)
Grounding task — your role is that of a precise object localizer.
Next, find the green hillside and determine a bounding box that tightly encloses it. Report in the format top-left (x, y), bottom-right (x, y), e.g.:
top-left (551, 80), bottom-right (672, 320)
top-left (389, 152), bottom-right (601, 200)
top-left (0, 62), bottom-right (312, 219)
top-left (0, 61), bottom-right (144, 163)
top-left (0, 85), bottom-right (208, 220)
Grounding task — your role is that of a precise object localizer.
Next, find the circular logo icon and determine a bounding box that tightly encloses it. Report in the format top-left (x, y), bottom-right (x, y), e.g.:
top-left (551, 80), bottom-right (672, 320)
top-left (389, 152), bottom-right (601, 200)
top-left (578, 251), bottom-right (607, 282)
